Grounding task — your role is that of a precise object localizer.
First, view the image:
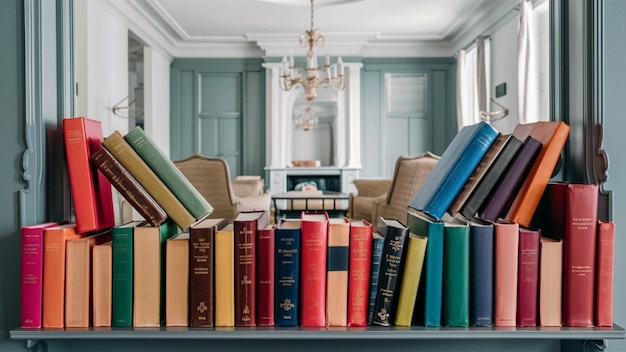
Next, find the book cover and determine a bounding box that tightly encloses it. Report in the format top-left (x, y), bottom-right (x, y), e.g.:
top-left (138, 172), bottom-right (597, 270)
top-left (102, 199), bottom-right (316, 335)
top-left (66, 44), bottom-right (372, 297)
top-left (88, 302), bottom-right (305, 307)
top-left (516, 227), bottom-right (541, 327)
top-left (478, 136), bottom-right (542, 222)
top-left (441, 215), bottom-right (470, 327)
top-left (372, 218), bottom-right (409, 327)
top-left (165, 232), bottom-right (190, 327)
top-left (20, 222), bottom-right (59, 328)
top-left (394, 233), bottom-right (427, 327)
top-left (189, 217), bottom-right (228, 327)
top-left (257, 224), bottom-right (276, 326)
top-left (124, 126), bottom-right (213, 220)
top-left (407, 211), bottom-right (444, 327)
top-left (505, 121), bottom-right (571, 227)
top-left (102, 131), bottom-right (195, 230)
top-left (493, 220), bottom-right (519, 327)
top-left (275, 219), bottom-right (301, 327)
top-left (460, 135), bottom-right (524, 219)
top-left (538, 236), bottom-right (563, 327)
top-left (112, 220), bottom-right (145, 327)
top-left (367, 232), bottom-right (385, 325)
top-left (63, 117), bottom-right (115, 234)
top-left (215, 223), bottom-right (235, 327)
top-left (409, 121), bottom-right (499, 220)
top-left (133, 220), bottom-right (179, 327)
top-left (468, 218), bottom-right (493, 327)
top-left (91, 147), bottom-right (168, 227)
top-left (234, 210), bottom-right (269, 326)
top-left (300, 212), bottom-right (329, 327)
top-left (326, 217), bottom-right (350, 327)
top-left (93, 241), bottom-right (113, 327)
top-left (595, 220), bottom-right (615, 327)
top-left (42, 223), bottom-right (80, 328)
top-left (347, 219), bottom-right (373, 327)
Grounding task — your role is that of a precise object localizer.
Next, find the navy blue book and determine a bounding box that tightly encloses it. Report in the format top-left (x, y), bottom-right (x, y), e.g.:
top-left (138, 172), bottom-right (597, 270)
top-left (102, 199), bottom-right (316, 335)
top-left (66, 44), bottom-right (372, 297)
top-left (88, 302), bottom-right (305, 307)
top-left (367, 232), bottom-right (385, 325)
top-left (274, 219), bottom-right (301, 327)
top-left (410, 121), bottom-right (499, 220)
top-left (467, 218), bottom-right (494, 327)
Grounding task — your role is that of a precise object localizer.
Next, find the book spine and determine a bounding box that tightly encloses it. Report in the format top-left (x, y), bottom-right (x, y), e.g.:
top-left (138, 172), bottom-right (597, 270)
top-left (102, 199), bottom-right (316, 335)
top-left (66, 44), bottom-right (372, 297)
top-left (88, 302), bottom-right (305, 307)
top-left (93, 242), bottom-right (113, 327)
top-left (347, 224), bottom-right (372, 327)
top-left (112, 226), bottom-right (134, 327)
top-left (300, 216), bottom-right (328, 327)
top-left (493, 222), bottom-right (519, 327)
top-left (275, 228), bottom-right (300, 327)
top-left (215, 226), bottom-right (235, 327)
top-left (91, 148), bottom-right (168, 227)
top-left (469, 224), bottom-right (493, 327)
top-left (595, 220), bottom-right (615, 327)
top-left (326, 220), bottom-right (350, 327)
top-left (234, 219), bottom-right (258, 326)
top-left (538, 237), bottom-right (563, 327)
top-left (442, 225), bottom-right (470, 327)
top-left (189, 225), bottom-right (215, 327)
top-left (65, 239), bottom-right (91, 327)
top-left (394, 235), bottom-right (427, 326)
top-left (367, 235), bottom-right (384, 325)
top-left (516, 228), bottom-right (540, 327)
top-left (165, 236), bottom-right (189, 327)
top-left (256, 226), bottom-right (275, 326)
top-left (43, 226), bottom-right (78, 328)
top-left (124, 127), bottom-right (213, 219)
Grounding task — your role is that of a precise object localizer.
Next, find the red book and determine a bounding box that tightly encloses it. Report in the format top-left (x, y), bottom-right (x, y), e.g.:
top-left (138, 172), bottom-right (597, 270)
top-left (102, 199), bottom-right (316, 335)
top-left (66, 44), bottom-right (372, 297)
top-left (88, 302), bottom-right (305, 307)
top-left (595, 220), bottom-right (615, 327)
top-left (256, 224), bottom-right (275, 326)
top-left (234, 210), bottom-right (268, 326)
top-left (300, 211), bottom-right (329, 327)
top-left (516, 227), bottom-right (540, 327)
top-left (493, 220), bottom-right (519, 327)
top-left (63, 117), bottom-right (115, 234)
top-left (21, 222), bottom-right (59, 328)
top-left (347, 219), bottom-right (373, 327)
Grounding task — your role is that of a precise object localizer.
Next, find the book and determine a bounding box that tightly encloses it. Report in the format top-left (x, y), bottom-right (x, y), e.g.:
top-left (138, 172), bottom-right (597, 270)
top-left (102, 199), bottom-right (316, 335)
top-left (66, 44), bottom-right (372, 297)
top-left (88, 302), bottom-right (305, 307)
top-left (372, 218), bottom-right (409, 326)
top-left (367, 232), bottom-right (385, 325)
top-left (459, 135), bottom-right (524, 219)
top-left (93, 241), bottom-right (113, 327)
top-left (234, 210), bottom-right (269, 326)
top-left (124, 126), bottom-right (213, 220)
top-left (441, 215), bottom-right (470, 327)
top-left (347, 219), bottom-right (373, 327)
top-left (275, 219), bottom-right (301, 327)
top-left (407, 211), bottom-right (444, 327)
top-left (478, 136), bottom-right (542, 222)
top-left (133, 220), bottom-right (179, 327)
top-left (215, 223), bottom-right (235, 327)
top-left (42, 223), bottom-right (80, 328)
top-left (326, 217), bottom-right (350, 327)
top-left (189, 217), bottom-right (228, 327)
top-left (165, 232), bottom-right (190, 327)
top-left (538, 236), bottom-right (563, 327)
top-left (467, 218), bottom-right (493, 327)
top-left (111, 220), bottom-right (145, 327)
top-left (91, 147), bottom-right (168, 227)
top-left (504, 121), bottom-right (571, 227)
top-left (63, 117), bottom-right (115, 234)
top-left (516, 227), bottom-right (541, 327)
top-left (20, 222), bottom-right (59, 328)
top-left (409, 121), bottom-right (499, 220)
top-left (300, 211), bottom-right (329, 327)
top-left (595, 220), bottom-right (615, 327)
top-left (256, 224), bottom-right (276, 326)
top-left (394, 233), bottom-right (427, 327)
top-left (102, 131), bottom-right (195, 230)
top-left (65, 229), bottom-right (112, 328)
top-left (493, 220), bottom-right (519, 327)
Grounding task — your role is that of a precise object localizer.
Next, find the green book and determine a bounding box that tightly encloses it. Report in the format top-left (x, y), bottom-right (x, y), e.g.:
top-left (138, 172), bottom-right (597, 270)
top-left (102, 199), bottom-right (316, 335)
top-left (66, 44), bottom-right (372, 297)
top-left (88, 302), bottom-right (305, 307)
top-left (112, 220), bottom-right (145, 327)
top-left (442, 214), bottom-right (470, 327)
top-left (124, 126), bottom-right (213, 220)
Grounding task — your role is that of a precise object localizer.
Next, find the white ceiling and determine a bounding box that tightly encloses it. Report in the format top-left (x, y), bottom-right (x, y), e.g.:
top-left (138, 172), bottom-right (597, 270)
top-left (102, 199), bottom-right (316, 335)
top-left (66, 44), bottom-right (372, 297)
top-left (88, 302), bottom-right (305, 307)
top-left (104, 0), bottom-right (520, 58)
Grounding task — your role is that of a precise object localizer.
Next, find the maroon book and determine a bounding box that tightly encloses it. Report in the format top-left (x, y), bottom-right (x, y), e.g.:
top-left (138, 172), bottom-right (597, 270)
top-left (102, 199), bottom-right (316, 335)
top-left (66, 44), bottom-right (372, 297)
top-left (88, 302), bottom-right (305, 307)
top-left (256, 224), bottom-right (275, 326)
top-left (595, 220), bottom-right (615, 327)
top-left (516, 227), bottom-right (540, 327)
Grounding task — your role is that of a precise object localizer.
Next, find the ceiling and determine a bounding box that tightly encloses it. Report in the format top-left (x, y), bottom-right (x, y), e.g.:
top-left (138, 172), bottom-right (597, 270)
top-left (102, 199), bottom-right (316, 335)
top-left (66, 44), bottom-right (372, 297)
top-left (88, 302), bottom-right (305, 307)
top-left (105, 0), bottom-right (520, 58)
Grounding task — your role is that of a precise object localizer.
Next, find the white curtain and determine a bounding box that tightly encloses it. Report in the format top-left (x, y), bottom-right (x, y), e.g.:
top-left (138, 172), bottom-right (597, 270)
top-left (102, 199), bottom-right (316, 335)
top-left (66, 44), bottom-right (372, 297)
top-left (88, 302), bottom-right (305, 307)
top-left (518, 0), bottom-right (540, 123)
top-left (457, 37), bottom-right (490, 129)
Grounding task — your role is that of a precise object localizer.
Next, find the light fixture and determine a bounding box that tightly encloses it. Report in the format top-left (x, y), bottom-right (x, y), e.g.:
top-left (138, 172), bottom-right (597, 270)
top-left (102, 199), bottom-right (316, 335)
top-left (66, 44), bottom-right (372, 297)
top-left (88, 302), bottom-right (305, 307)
top-left (279, 0), bottom-right (346, 130)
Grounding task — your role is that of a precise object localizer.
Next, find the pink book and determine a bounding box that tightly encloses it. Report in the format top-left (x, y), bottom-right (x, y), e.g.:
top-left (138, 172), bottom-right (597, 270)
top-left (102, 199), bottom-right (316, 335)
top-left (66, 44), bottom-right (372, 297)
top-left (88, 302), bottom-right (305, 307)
top-left (595, 220), bottom-right (615, 327)
top-left (493, 220), bottom-right (519, 327)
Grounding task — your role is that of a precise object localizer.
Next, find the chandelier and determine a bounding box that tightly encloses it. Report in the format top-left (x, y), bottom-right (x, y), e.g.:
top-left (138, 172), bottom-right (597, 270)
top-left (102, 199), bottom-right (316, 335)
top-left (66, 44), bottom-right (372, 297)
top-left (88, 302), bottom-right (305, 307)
top-left (279, 0), bottom-right (346, 130)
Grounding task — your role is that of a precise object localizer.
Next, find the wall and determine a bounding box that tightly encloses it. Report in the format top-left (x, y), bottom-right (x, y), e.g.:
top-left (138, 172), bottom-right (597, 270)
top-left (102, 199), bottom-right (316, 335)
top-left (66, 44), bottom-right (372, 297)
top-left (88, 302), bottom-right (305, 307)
top-left (489, 16), bottom-right (519, 133)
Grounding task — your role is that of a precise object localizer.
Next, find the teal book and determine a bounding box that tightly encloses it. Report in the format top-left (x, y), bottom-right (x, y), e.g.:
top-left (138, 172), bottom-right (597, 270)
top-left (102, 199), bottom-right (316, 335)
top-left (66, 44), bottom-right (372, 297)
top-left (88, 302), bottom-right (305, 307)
top-left (111, 220), bottom-right (145, 327)
top-left (409, 121), bottom-right (499, 220)
top-left (124, 126), bottom-right (213, 220)
top-left (407, 211), bottom-right (444, 327)
top-left (367, 232), bottom-right (385, 325)
top-left (441, 214), bottom-right (470, 327)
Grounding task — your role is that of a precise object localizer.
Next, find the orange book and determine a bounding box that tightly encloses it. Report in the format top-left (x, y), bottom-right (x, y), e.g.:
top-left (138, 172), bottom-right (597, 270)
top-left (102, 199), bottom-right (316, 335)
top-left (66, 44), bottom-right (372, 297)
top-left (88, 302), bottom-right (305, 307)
top-left (42, 224), bottom-right (80, 328)
top-left (325, 217), bottom-right (350, 327)
top-left (347, 219), bottom-right (373, 327)
top-left (504, 121), bottom-right (570, 227)
top-left (300, 211), bottom-right (329, 327)
top-left (92, 241), bottom-right (113, 327)
top-left (493, 220), bottom-right (519, 327)
top-left (538, 236), bottom-right (562, 327)
top-left (165, 232), bottom-right (190, 327)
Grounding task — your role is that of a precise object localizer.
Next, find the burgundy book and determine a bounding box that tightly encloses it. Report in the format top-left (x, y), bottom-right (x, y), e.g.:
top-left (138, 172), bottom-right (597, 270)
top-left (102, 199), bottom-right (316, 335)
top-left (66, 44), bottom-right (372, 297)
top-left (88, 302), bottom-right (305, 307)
top-left (256, 224), bottom-right (275, 326)
top-left (516, 227), bottom-right (540, 327)
top-left (300, 211), bottom-right (329, 327)
top-left (595, 220), bottom-right (615, 327)
top-left (347, 219), bottom-right (373, 327)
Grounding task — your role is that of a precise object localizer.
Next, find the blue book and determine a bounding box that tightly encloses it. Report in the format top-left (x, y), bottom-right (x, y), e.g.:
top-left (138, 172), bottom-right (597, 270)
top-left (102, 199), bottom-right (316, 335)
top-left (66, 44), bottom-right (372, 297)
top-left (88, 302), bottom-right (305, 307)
top-left (407, 211), bottom-right (444, 327)
top-left (274, 219), bottom-right (301, 327)
top-left (409, 121), bottom-right (499, 220)
top-left (367, 232), bottom-right (385, 325)
top-left (467, 218), bottom-right (494, 327)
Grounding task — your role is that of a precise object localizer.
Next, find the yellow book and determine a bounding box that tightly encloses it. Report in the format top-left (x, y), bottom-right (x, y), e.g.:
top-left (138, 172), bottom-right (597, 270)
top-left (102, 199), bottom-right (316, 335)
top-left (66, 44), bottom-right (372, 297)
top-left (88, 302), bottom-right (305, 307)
top-left (165, 232), bottom-right (190, 327)
top-left (394, 233), bottom-right (428, 327)
top-left (214, 224), bottom-right (235, 327)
